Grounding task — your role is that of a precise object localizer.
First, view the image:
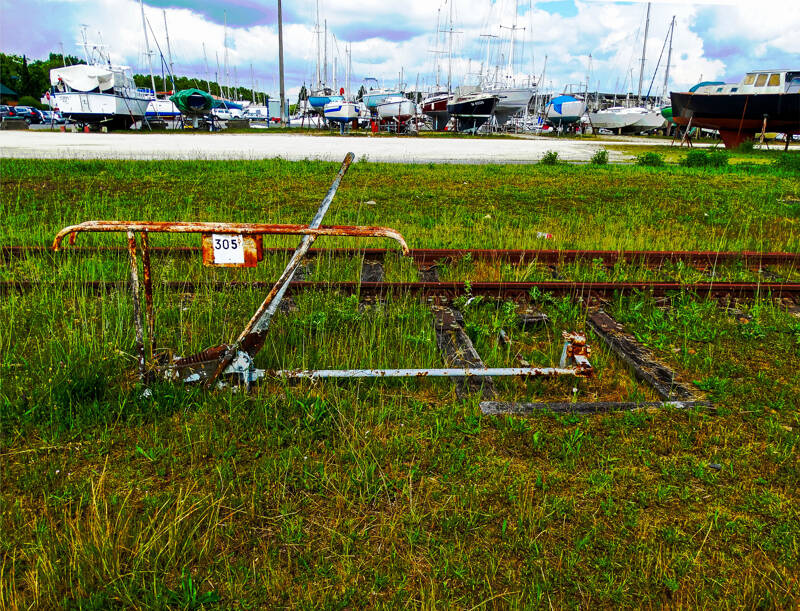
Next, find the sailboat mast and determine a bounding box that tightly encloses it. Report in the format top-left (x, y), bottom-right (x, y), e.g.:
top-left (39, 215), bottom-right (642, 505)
top-left (278, 0), bottom-right (286, 123)
top-left (139, 0), bottom-right (157, 99)
top-left (346, 43), bottom-right (351, 99)
top-left (324, 20), bottom-right (328, 87)
top-left (203, 43), bottom-right (211, 93)
top-left (662, 16), bottom-right (675, 103)
top-left (637, 1), bottom-right (651, 105)
top-left (315, 0), bottom-right (321, 89)
top-left (224, 11), bottom-right (230, 99)
top-left (447, 0), bottom-right (454, 93)
top-left (434, 7), bottom-right (441, 89)
top-left (250, 63), bottom-right (255, 102)
top-left (162, 9), bottom-right (175, 93)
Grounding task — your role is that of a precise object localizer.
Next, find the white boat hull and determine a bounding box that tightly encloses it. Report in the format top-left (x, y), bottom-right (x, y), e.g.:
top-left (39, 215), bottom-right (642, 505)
top-left (324, 101), bottom-right (360, 122)
top-left (146, 99), bottom-right (181, 119)
top-left (377, 98), bottom-right (416, 120)
top-left (488, 86), bottom-right (535, 124)
top-left (545, 99), bottom-right (586, 124)
top-left (53, 91), bottom-right (151, 126)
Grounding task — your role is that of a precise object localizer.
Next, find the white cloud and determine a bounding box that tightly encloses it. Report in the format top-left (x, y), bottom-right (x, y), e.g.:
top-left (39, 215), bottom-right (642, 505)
top-left (1, 0), bottom-right (797, 100)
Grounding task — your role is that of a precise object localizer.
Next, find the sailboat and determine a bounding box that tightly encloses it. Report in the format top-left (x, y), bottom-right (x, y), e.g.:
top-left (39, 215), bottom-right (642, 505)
top-left (589, 3), bottom-right (665, 132)
top-left (324, 44), bottom-right (359, 124)
top-left (481, 0), bottom-right (536, 125)
top-left (309, 2), bottom-right (343, 110)
top-left (421, 3), bottom-right (453, 130)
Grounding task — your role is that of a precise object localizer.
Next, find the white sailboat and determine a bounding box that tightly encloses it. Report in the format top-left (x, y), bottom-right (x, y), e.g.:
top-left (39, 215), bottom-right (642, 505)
top-left (481, 0), bottom-right (536, 125)
top-left (324, 43), bottom-right (359, 123)
top-left (588, 3), bottom-right (665, 133)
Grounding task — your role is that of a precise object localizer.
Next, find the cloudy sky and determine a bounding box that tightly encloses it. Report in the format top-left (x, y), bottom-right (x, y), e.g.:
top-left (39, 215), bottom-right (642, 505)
top-left (1, 0), bottom-right (798, 100)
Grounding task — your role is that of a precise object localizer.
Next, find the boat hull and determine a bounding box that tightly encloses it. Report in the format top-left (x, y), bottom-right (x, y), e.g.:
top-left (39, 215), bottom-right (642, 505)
top-left (447, 95), bottom-right (497, 131)
top-left (489, 86), bottom-right (535, 124)
top-left (421, 95), bottom-right (450, 130)
top-left (377, 98), bottom-right (416, 121)
top-left (53, 91), bottom-right (150, 127)
top-left (363, 91), bottom-right (402, 111)
top-left (146, 99), bottom-right (181, 119)
top-left (545, 98), bottom-right (586, 125)
top-left (671, 91), bottom-right (800, 148)
top-left (324, 101), bottom-right (360, 122)
top-left (309, 94), bottom-right (344, 109)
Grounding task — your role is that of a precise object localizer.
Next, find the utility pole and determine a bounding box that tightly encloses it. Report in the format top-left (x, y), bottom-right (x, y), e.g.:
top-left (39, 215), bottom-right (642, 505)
top-left (278, 0), bottom-right (287, 123)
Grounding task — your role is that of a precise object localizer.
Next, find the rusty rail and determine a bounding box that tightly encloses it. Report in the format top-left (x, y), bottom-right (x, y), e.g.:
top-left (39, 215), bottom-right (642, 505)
top-left (4, 280), bottom-right (800, 299)
top-left (10, 245), bottom-right (800, 268)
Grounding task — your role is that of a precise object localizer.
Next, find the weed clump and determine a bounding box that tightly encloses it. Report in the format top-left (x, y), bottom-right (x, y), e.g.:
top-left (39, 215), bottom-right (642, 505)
top-left (539, 150), bottom-right (559, 165)
top-left (772, 153), bottom-right (800, 173)
top-left (680, 149), bottom-right (729, 168)
top-left (635, 152), bottom-right (665, 167)
top-left (736, 140), bottom-right (755, 153)
top-left (590, 149), bottom-right (609, 165)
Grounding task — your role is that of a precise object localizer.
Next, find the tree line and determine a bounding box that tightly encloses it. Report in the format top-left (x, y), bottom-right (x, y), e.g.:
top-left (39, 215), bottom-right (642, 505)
top-left (0, 52), bottom-right (271, 106)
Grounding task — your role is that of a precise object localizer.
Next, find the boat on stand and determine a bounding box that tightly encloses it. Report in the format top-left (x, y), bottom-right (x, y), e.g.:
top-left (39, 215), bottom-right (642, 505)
top-left (447, 87), bottom-right (498, 132)
top-left (671, 70), bottom-right (800, 148)
top-left (377, 96), bottom-right (416, 122)
top-left (324, 45), bottom-right (359, 127)
top-left (421, 91), bottom-right (451, 130)
top-left (50, 63), bottom-right (151, 129)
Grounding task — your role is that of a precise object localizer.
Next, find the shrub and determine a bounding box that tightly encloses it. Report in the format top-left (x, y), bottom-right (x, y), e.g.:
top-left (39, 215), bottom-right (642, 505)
top-left (735, 140), bottom-right (755, 153)
top-left (636, 152), bottom-right (664, 167)
top-left (17, 95), bottom-right (44, 110)
top-left (539, 150), bottom-right (559, 165)
top-left (590, 149), bottom-right (609, 165)
top-left (681, 149), bottom-right (729, 168)
top-left (772, 153), bottom-right (800, 173)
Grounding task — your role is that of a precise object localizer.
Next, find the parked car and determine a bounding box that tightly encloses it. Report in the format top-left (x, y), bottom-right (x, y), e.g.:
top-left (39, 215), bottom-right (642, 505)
top-left (10, 106), bottom-right (42, 124)
top-left (39, 110), bottom-right (65, 124)
top-left (0, 105), bottom-right (17, 118)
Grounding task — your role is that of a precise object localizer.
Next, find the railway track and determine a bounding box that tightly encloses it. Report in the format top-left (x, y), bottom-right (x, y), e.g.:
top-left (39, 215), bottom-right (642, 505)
top-left (3, 280), bottom-right (799, 299)
top-left (4, 245), bottom-right (800, 267)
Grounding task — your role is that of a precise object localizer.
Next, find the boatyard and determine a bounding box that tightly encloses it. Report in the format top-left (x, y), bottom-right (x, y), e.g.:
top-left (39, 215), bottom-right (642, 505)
top-left (2, 0), bottom-right (800, 608)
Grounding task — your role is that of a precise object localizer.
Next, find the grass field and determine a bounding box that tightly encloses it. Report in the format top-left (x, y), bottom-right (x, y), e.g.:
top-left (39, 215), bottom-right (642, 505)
top-left (1, 156), bottom-right (799, 608)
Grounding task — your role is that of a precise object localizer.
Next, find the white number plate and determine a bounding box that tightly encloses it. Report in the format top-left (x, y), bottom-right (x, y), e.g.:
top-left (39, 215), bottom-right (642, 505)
top-left (211, 234), bottom-right (245, 264)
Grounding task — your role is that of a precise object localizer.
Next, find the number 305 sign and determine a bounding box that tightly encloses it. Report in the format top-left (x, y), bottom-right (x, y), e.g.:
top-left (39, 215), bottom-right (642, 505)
top-left (201, 233), bottom-right (263, 267)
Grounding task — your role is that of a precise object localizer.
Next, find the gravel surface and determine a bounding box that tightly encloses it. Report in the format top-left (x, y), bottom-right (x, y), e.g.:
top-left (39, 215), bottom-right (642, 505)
top-left (0, 131), bottom-right (635, 163)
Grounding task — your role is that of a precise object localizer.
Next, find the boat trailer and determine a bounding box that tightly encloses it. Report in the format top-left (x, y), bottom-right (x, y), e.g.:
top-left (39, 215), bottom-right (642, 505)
top-left (52, 153), bottom-right (593, 390)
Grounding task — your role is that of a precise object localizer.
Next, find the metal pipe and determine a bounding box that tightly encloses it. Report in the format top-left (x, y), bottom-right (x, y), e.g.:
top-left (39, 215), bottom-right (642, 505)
top-left (205, 152), bottom-right (355, 387)
top-left (53, 221), bottom-right (409, 254)
top-left (263, 366), bottom-right (592, 379)
top-left (140, 230), bottom-right (154, 360)
top-left (126, 231), bottom-right (146, 380)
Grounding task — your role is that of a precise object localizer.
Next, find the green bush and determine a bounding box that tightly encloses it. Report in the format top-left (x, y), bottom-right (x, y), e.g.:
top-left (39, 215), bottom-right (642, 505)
top-left (590, 149), bottom-right (609, 165)
top-left (681, 149), bottom-right (729, 168)
top-left (635, 152), bottom-right (665, 167)
top-left (17, 95), bottom-right (44, 110)
top-left (539, 150), bottom-right (559, 165)
top-left (772, 153), bottom-right (800, 172)
top-left (735, 140), bottom-right (755, 153)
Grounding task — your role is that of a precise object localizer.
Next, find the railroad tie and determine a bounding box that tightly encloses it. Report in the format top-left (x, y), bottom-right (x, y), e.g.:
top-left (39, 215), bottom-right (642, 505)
top-left (431, 305), bottom-right (496, 400)
top-left (587, 310), bottom-right (698, 402)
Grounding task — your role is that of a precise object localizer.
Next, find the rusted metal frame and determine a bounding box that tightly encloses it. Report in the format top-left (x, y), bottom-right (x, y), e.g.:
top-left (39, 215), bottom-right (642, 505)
top-left (262, 366), bottom-right (594, 380)
top-left (140, 231), bottom-right (155, 360)
top-left (480, 400), bottom-right (713, 415)
top-left (203, 152), bottom-right (356, 388)
top-left (125, 231), bottom-right (147, 380)
top-left (52, 222), bottom-right (409, 255)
